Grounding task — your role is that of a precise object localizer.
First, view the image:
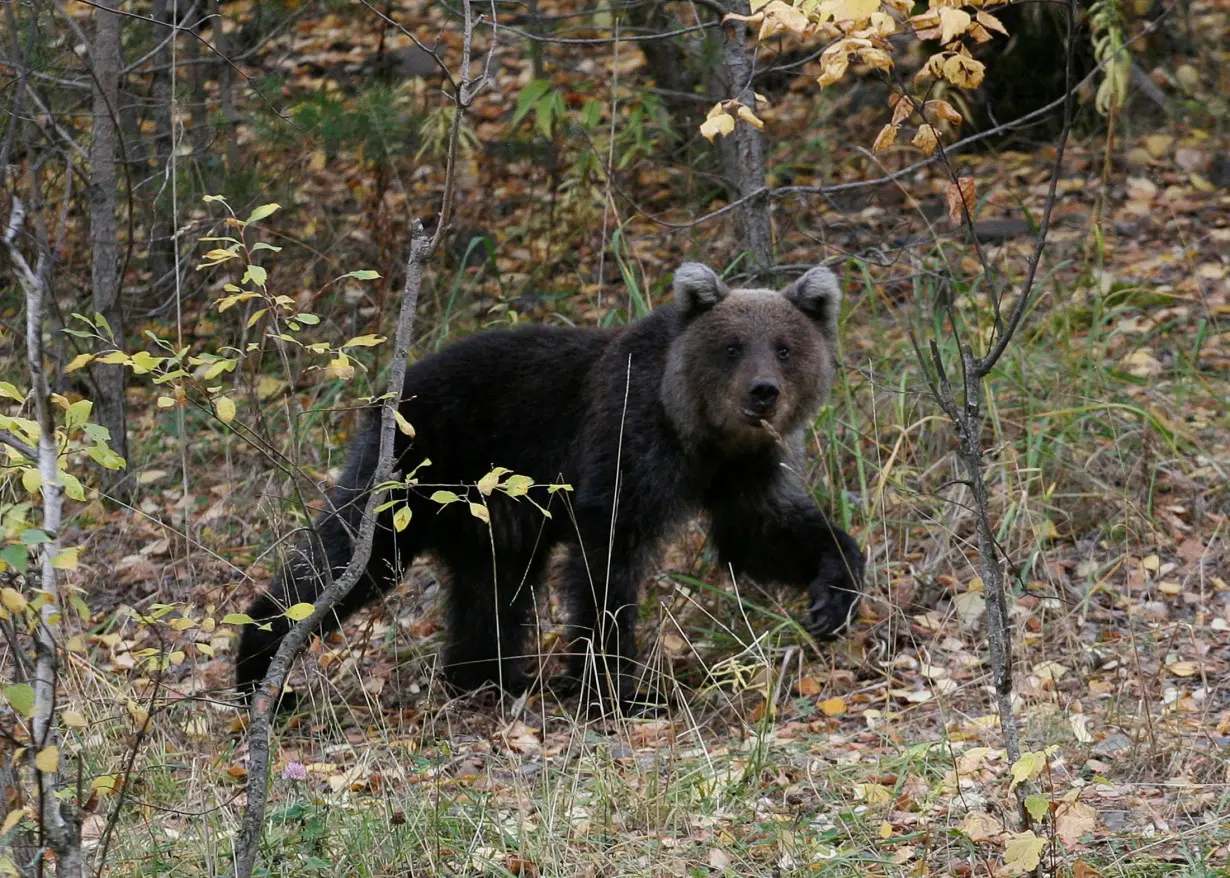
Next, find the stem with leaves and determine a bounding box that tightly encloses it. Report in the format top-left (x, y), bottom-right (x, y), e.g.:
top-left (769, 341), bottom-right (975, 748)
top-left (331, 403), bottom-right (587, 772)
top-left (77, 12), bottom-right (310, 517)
top-left (3, 183), bottom-right (85, 875)
top-left (233, 4), bottom-right (491, 874)
top-left (908, 0), bottom-right (1078, 830)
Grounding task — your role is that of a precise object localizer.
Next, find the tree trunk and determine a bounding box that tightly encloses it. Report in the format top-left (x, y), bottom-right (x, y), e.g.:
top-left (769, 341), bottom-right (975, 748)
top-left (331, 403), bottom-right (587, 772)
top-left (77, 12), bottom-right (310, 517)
top-left (712, 2), bottom-right (772, 272)
top-left (148, 0), bottom-right (176, 298)
top-left (88, 5), bottom-right (130, 498)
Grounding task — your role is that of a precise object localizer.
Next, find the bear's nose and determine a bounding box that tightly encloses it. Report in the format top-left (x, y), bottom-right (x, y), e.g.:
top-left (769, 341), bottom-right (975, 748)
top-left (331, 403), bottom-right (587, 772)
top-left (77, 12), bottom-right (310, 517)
top-left (748, 379), bottom-right (780, 412)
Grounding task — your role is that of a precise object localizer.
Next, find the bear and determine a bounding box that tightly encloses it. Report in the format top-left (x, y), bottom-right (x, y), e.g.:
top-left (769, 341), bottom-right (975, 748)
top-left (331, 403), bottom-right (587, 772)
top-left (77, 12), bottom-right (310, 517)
top-left (235, 262), bottom-right (865, 713)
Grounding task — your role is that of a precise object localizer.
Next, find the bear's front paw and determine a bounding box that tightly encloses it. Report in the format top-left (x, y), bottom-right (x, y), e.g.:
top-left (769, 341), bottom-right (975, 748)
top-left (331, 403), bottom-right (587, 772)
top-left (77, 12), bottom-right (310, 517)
top-left (806, 534), bottom-right (864, 638)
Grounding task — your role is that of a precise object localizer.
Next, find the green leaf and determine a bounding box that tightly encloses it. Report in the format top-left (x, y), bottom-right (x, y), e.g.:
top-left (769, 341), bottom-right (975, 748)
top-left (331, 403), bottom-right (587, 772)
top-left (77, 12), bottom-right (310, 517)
top-left (59, 469), bottom-right (85, 502)
top-left (501, 474), bottom-right (534, 498)
top-left (430, 490), bottom-right (462, 506)
top-left (4, 683), bottom-right (34, 718)
top-left (393, 410), bottom-right (415, 437)
top-left (284, 602), bottom-right (315, 621)
top-left (1024, 793), bottom-right (1050, 822)
top-left (222, 613), bottom-right (255, 625)
top-left (20, 529), bottom-right (49, 545)
top-left (1009, 746), bottom-right (1057, 789)
top-left (477, 467), bottom-right (510, 496)
top-left (511, 79), bottom-right (552, 129)
top-left (65, 399), bottom-right (93, 431)
top-left (393, 506), bottom-right (412, 532)
top-left (243, 264), bottom-right (268, 289)
top-left (0, 545), bottom-right (28, 572)
top-left (250, 242), bottom-right (283, 253)
top-left (20, 468), bottom-right (40, 494)
top-left (343, 334), bottom-right (385, 348)
top-left (0, 382), bottom-right (25, 403)
top-left (469, 502), bottom-right (490, 524)
top-left (245, 202), bottom-right (281, 224)
top-left (87, 443), bottom-right (126, 470)
top-left (337, 269), bottom-right (381, 281)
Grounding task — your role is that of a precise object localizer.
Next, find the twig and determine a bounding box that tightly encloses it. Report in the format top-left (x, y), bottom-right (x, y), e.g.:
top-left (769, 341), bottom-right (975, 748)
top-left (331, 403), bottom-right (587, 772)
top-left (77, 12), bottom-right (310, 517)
top-left (906, 0), bottom-right (1080, 833)
top-left (0, 430), bottom-right (37, 460)
top-left (232, 3), bottom-right (489, 874)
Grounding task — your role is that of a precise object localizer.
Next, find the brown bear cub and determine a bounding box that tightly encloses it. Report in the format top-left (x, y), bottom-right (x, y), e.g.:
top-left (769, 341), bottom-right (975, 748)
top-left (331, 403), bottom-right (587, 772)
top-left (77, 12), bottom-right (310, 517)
top-left (236, 263), bottom-right (864, 712)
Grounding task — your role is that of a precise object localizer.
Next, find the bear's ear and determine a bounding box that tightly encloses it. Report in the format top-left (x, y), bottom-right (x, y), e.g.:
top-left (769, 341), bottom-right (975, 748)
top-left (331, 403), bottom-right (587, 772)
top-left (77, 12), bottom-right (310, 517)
top-left (673, 263), bottom-right (728, 315)
top-left (783, 266), bottom-right (842, 340)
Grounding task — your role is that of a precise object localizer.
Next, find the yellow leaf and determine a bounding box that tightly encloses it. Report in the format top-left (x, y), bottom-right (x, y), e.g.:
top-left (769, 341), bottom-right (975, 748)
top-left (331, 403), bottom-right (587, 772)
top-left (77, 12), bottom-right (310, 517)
top-left (911, 124), bottom-right (939, 156)
top-left (21, 468), bottom-right (41, 494)
top-left (946, 176), bottom-right (976, 224)
top-left (61, 711), bottom-right (87, 729)
top-left (393, 506), bottom-right (412, 532)
top-left (127, 701), bottom-right (150, 731)
top-left (870, 11), bottom-right (896, 34)
top-left (285, 602), bottom-right (315, 621)
top-left (1, 588), bottom-right (28, 614)
top-left (858, 47), bottom-right (893, 70)
top-left (942, 53), bottom-right (985, 89)
top-left (65, 354), bottom-right (93, 373)
top-left (169, 617), bottom-right (196, 630)
top-left (700, 105), bottom-right (736, 141)
top-left (393, 410), bottom-right (416, 437)
top-left (129, 351), bottom-right (163, 375)
top-left (872, 123), bottom-right (898, 153)
top-left (51, 547), bottom-right (79, 570)
top-left (735, 103), bottom-right (765, 129)
top-left (91, 775), bottom-right (119, 794)
top-left (1002, 830), bottom-right (1046, 875)
top-left (930, 99), bottom-right (963, 126)
top-left (157, 396), bottom-right (177, 408)
top-left (1166, 660), bottom-right (1199, 676)
top-left (343, 334), bottom-right (385, 348)
top-left (759, 0), bottom-right (811, 36)
top-left (245, 202), bottom-right (281, 224)
top-left (829, 0), bottom-right (880, 23)
top-left (1009, 747), bottom-right (1057, 789)
top-left (817, 55), bottom-right (849, 87)
top-left (326, 353), bottom-right (355, 381)
top-left (1, 807), bottom-right (27, 835)
top-left (469, 502), bottom-right (490, 524)
top-left (938, 7), bottom-right (971, 43)
top-left (819, 696), bottom-right (847, 716)
top-left (34, 746), bottom-right (59, 773)
top-left (215, 396), bottom-right (236, 424)
top-left (976, 9), bottom-right (1008, 35)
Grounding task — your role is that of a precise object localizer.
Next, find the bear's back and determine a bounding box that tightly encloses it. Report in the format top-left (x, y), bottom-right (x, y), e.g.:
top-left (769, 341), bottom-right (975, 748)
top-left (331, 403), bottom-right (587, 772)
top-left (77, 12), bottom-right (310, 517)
top-left (397, 323), bottom-right (616, 484)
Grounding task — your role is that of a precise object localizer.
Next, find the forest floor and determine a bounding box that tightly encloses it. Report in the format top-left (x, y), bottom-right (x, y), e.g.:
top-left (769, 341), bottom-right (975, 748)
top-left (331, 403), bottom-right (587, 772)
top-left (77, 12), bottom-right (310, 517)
top-left (9, 0), bottom-right (1229, 875)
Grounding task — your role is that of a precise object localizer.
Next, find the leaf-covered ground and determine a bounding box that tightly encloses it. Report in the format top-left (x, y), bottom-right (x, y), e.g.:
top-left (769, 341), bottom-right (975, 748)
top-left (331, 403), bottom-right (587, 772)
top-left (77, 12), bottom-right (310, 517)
top-left (8, 0), bottom-right (1228, 874)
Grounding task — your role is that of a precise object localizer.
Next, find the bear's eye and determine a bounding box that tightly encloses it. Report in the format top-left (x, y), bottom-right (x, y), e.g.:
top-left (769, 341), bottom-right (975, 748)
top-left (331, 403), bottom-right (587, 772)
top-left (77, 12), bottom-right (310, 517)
top-left (725, 342), bottom-right (742, 360)
top-left (776, 344), bottom-right (791, 362)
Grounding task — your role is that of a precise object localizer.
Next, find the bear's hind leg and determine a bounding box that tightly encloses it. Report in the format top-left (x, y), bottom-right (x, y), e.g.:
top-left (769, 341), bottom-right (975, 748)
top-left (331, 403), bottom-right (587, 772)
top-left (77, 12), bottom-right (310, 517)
top-left (439, 545), bottom-right (548, 696)
top-left (559, 523), bottom-right (645, 714)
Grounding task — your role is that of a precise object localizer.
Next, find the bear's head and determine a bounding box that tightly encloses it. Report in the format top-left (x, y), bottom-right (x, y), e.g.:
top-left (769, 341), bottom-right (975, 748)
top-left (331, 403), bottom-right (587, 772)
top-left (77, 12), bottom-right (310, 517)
top-left (661, 262), bottom-right (843, 454)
